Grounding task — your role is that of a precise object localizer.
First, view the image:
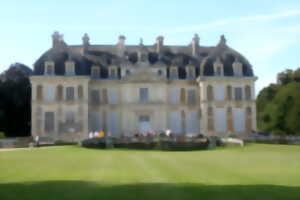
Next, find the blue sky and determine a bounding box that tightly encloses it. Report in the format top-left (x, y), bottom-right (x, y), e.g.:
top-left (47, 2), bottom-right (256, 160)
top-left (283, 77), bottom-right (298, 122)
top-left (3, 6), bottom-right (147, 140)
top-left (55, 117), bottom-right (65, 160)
top-left (0, 0), bottom-right (300, 93)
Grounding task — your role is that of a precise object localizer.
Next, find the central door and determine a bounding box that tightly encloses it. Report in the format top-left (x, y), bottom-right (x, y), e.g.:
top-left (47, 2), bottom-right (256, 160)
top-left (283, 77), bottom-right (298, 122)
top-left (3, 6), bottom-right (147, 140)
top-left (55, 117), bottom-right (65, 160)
top-left (139, 115), bottom-right (151, 133)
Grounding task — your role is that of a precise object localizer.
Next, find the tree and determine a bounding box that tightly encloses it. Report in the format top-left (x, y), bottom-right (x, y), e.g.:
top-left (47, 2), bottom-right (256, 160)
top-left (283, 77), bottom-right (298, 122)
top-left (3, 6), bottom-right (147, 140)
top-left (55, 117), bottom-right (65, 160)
top-left (0, 63), bottom-right (32, 137)
top-left (257, 68), bottom-right (300, 135)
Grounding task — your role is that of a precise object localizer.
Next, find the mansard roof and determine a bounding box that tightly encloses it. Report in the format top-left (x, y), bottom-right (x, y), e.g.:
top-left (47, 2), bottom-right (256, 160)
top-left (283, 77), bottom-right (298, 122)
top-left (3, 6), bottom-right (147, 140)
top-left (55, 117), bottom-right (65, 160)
top-left (33, 33), bottom-right (254, 77)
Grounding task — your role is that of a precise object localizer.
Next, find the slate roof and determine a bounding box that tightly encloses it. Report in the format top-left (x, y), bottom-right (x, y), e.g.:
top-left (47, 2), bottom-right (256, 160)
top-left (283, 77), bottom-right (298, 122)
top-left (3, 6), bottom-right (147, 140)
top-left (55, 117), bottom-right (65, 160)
top-left (33, 35), bottom-right (254, 77)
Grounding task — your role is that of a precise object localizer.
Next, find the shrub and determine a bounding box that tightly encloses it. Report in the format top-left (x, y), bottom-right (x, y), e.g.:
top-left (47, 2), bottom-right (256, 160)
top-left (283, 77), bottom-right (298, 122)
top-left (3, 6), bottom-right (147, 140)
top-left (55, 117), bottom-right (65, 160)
top-left (0, 132), bottom-right (5, 138)
top-left (81, 138), bottom-right (106, 149)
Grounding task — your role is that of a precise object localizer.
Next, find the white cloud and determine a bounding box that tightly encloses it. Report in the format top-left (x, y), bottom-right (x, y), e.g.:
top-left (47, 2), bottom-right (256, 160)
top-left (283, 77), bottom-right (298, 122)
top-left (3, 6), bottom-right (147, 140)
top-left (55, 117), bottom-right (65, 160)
top-left (161, 9), bottom-right (300, 34)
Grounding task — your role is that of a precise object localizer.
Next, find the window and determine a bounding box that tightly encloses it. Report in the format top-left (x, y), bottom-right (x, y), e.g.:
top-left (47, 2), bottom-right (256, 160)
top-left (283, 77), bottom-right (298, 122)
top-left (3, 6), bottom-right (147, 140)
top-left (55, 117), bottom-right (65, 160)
top-left (90, 89), bottom-right (100, 105)
top-left (66, 87), bottom-right (75, 101)
top-left (188, 68), bottom-right (194, 79)
top-left (207, 85), bottom-right (214, 101)
top-left (36, 85), bottom-right (43, 101)
top-left (56, 85), bottom-right (63, 101)
top-left (44, 86), bottom-right (55, 101)
top-left (108, 88), bottom-right (118, 104)
top-left (216, 66), bottom-right (222, 76)
top-left (207, 106), bottom-right (214, 131)
top-left (208, 106), bottom-right (213, 117)
top-left (214, 85), bottom-right (225, 101)
top-left (246, 107), bottom-right (252, 116)
top-left (158, 70), bottom-right (162, 76)
top-left (91, 67), bottom-right (100, 79)
top-left (65, 62), bottom-right (75, 76)
top-left (66, 111), bottom-right (75, 123)
top-left (44, 112), bottom-right (55, 132)
top-left (245, 85), bottom-right (251, 100)
top-left (139, 88), bottom-right (149, 103)
top-left (170, 88), bottom-right (180, 104)
top-left (102, 89), bottom-right (108, 104)
top-left (226, 85), bottom-right (232, 100)
top-left (126, 70), bottom-right (131, 75)
top-left (234, 87), bottom-right (243, 101)
top-left (45, 64), bottom-right (54, 75)
top-left (139, 115), bottom-right (150, 122)
top-left (110, 68), bottom-right (117, 79)
top-left (180, 88), bottom-right (186, 104)
top-left (187, 89), bottom-right (196, 105)
top-left (78, 85), bottom-right (83, 100)
top-left (170, 67), bottom-right (178, 79)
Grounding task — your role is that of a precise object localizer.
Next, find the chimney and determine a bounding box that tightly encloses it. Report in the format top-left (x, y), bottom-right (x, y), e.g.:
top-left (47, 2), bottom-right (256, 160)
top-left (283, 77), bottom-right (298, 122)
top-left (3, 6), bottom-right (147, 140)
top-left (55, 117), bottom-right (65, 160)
top-left (117, 35), bottom-right (126, 57)
top-left (52, 31), bottom-right (64, 48)
top-left (156, 35), bottom-right (164, 53)
top-left (82, 33), bottom-right (90, 54)
top-left (191, 34), bottom-right (200, 57)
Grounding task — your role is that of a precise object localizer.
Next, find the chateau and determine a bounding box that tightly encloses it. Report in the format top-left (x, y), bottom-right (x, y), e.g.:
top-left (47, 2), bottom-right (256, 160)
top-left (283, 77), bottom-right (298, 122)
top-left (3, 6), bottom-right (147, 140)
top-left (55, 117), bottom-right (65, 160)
top-left (30, 32), bottom-right (257, 142)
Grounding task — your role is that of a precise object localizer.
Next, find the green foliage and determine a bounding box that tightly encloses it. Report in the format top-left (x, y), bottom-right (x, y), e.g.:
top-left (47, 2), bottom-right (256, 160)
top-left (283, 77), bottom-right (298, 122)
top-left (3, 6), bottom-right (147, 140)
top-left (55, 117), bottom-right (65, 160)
top-left (0, 131), bottom-right (5, 138)
top-left (257, 68), bottom-right (300, 135)
top-left (0, 63), bottom-right (32, 137)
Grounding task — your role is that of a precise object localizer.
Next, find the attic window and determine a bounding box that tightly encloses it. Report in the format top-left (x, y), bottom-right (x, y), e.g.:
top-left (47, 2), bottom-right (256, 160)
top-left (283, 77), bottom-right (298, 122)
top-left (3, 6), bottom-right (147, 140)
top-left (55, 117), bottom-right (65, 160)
top-left (65, 61), bottom-right (75, 76)
top-left (170, 67), bottom-right (178, 79)
top-left (187, 67), bottom-right (195, 79)
top-left (91, 66), bottom-right (100, 79)
top-left (110, 67), bottom-right (117, 79)
top-left (45, 62), bottom-right (55, 75)
top-left (216, 66), bottom-right (222, 76)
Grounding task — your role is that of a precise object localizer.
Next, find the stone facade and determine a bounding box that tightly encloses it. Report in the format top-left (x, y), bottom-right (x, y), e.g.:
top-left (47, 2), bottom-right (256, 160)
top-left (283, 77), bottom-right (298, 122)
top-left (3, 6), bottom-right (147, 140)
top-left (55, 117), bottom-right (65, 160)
top-left (30, 32), bottom-right (257, 142)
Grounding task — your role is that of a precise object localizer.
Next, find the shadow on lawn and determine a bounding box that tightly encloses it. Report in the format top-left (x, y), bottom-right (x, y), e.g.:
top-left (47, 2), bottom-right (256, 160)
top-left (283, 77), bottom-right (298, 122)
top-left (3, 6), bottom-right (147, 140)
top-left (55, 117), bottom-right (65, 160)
top-left (0, 181), bottom-right (299, 200)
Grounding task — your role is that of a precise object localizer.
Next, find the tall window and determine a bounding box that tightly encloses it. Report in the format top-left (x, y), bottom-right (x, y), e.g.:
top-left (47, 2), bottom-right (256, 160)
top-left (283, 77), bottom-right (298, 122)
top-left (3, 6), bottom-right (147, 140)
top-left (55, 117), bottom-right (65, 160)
top-left (78, 85), bottom-right (83, 100)
top-left (66, 87), bottom-right (75, 101)
top-left (36, 85), bottom-right (43, 101)
top-left (44, 112), bottom-right (55, 132)
top-left (56, 85), bottom-right (63, 101)
top-left (180, 88), bottom-right (186, 104)
top-left (66, 111), bottom-right (75, 123)
top-left (207, 85), bottom-right (214, 101)
top-left (245, 85), bottom-right (251, 100)
top-left (90, 89), bottom-right (100, 105)
top-left (102, 88), bottom-right (108, 104)
top-left (207, 106), bottom-right (214, 131)
top-left (234, 87), bottom-right (243, 101)
top-left (139, 88), bottom-right (149, 103)
top-left (226, 85), bottom-right (232, 100)
top-left (187, 89), bottom-right (196, 105)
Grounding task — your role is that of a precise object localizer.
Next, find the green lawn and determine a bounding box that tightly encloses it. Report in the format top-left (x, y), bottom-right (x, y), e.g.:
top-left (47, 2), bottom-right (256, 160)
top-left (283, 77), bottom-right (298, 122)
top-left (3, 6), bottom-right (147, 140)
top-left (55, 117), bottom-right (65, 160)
top-left (0, 144), bottom-right (299, 200)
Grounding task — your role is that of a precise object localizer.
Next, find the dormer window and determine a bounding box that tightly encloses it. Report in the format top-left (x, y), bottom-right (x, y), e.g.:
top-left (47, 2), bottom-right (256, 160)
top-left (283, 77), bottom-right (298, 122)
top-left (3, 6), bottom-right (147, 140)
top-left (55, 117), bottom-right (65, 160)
top-left (109, 66), bottom-right (118, 79)
top-left (44, 61), bottom-right (55, 75)
top-left (91, 66), bottom-right (100, 79)
top-left (213, 58), bottom-right (223, 76)
top-left (65, 61), bottom-right (75, 76)
top-left (186, 66), bottom-right (195, 79)
top-left (233, 59), bottom-right (243, 76)
top-left (216, 66), bottom-right (222, 76)
top-left (169, 66), bottom-right (178, 80)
